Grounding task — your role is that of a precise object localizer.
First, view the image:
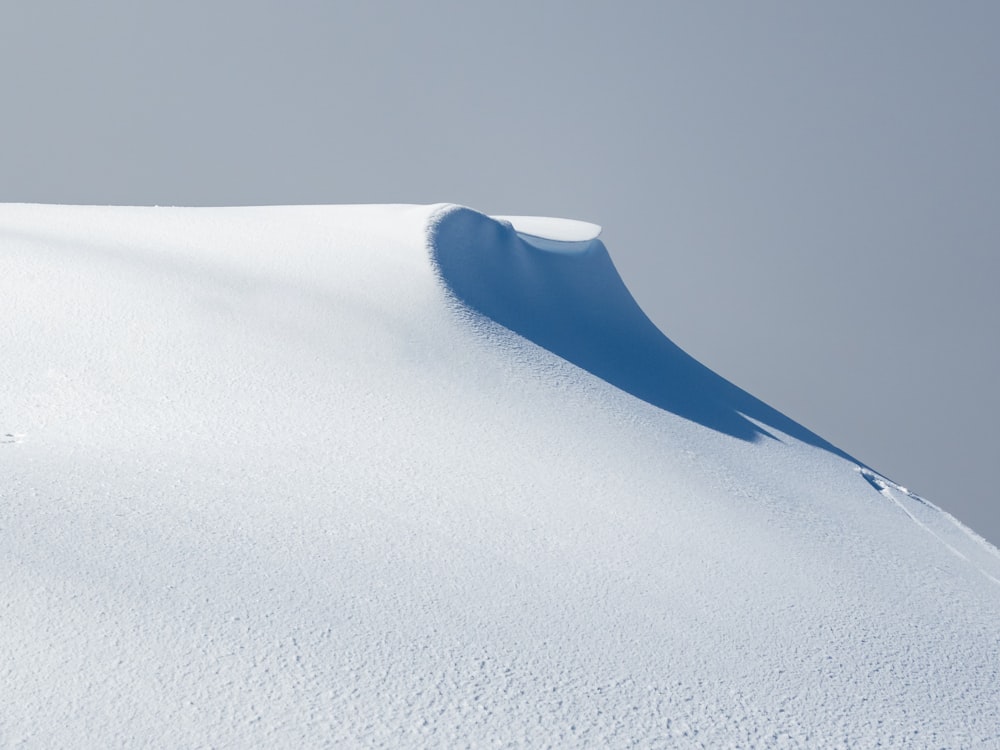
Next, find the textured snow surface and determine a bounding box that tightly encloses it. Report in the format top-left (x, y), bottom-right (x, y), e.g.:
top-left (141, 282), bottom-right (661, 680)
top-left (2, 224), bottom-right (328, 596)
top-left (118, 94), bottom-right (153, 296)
top-left (2, 203), bottom-right (999, 748)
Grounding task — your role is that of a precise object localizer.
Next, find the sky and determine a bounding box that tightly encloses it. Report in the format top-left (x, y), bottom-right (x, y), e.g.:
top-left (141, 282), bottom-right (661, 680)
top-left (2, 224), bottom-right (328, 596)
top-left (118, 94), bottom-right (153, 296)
top-left (2, 1), bottom-right (997, 544)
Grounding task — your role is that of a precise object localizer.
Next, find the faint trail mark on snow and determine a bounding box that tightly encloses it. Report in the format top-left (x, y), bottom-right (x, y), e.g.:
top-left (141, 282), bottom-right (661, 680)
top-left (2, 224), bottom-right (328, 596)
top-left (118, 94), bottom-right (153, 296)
top-left (859, 467), bottom-right (1000, 586)
top-left (2, 433), bottom-right (25, 444)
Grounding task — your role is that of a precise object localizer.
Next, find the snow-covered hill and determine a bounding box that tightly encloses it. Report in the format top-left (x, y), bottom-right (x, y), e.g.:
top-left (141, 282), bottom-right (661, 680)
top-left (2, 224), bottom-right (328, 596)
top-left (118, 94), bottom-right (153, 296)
top-left (2, 203), bottom-right (998, 747)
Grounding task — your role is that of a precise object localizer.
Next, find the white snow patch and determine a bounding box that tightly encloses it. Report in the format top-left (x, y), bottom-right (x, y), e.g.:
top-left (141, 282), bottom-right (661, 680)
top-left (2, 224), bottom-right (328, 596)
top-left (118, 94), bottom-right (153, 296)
top-left (491, 216), bottom-right (603, 252)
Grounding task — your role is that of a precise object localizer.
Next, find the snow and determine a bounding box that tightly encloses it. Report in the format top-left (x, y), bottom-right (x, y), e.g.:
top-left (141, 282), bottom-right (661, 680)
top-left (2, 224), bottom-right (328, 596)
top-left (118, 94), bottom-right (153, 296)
top-left (491, 214), bottom-right (602, 254)
top-left (1, 202), bottom-right (998, 747)
top-left (491, 215), bottom-right (603, 241)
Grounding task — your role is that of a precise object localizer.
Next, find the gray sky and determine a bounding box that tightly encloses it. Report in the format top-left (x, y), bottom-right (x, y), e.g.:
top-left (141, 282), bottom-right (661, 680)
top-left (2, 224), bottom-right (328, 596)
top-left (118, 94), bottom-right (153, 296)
top-left (3, 1), bottom-right (998, 544)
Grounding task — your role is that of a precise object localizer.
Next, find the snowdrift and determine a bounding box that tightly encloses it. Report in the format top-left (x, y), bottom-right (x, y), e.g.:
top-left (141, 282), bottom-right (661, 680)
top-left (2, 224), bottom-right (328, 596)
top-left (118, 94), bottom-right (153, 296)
top-left (1, 203), bottom-right (998, 748)
top-left (432, 206), bottom-right (855, 454)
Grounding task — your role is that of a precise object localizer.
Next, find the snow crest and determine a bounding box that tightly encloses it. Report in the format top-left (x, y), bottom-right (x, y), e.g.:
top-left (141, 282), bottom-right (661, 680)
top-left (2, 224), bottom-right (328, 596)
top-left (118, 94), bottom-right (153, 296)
top-left (430, 205), bottom-right (857, 458)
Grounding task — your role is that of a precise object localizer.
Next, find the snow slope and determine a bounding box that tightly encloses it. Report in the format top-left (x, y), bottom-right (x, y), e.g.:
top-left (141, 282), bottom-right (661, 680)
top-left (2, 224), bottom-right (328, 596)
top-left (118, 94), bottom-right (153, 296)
top-left (1, 203), bottom-right (998, 748)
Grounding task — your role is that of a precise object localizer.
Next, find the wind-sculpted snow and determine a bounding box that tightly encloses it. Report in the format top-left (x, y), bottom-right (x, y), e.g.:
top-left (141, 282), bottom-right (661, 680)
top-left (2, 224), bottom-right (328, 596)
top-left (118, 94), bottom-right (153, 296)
top-left (431, 205), bottom-right (856, 459)
top-left (1, 203), bottom-right (999, 748)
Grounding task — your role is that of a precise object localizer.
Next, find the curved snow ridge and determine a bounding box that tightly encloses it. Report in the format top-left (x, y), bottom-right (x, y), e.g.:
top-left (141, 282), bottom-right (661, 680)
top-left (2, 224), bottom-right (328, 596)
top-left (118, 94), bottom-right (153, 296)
top-left (427, 204), bottom-right (858, 460)
top-left (491, 214), bottom-right (602, 254)
top-left (490, 215), bottom-right (602, 242)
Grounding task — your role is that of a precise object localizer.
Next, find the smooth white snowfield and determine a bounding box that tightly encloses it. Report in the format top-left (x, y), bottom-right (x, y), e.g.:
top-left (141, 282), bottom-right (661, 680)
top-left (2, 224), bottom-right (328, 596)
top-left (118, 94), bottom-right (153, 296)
top-left (2, 203), bottom-right (999, 748)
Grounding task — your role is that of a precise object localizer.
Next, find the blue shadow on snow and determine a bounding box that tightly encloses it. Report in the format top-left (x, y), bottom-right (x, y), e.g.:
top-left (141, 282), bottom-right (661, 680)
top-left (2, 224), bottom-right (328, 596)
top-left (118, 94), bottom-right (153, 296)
top-left (429, 206), bottom-right (858, 462)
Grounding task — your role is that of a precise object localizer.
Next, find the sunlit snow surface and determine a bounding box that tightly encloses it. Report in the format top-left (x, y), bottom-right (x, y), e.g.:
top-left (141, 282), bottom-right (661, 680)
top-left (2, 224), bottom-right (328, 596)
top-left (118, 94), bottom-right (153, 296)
top-left (2, 203), bottom-right (999, 748)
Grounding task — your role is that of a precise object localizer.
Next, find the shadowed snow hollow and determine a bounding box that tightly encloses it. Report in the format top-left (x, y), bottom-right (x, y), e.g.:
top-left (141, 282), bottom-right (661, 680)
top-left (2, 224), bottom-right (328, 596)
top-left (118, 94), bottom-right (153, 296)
top-left (1, 203), bottom-right (998, 748)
